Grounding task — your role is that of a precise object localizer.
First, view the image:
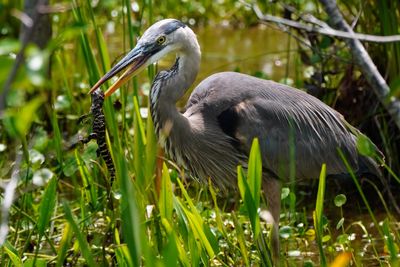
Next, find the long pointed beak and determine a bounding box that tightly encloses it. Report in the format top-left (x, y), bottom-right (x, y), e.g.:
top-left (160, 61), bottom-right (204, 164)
top-left (89, 44), bottom-right (151, 97)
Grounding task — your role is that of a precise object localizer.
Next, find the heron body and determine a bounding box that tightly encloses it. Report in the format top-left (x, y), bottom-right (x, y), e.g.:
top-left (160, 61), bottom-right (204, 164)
top-left (90, 18), bottom-right (381, 260)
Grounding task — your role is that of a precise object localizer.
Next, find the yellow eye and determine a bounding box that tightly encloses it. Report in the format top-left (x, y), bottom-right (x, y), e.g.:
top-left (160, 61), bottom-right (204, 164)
top-left (157, 36), bottom-right (166, 45)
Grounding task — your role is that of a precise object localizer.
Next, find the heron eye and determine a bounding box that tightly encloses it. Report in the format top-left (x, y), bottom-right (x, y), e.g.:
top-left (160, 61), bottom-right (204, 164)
top-left (156, 36), bottom-right (166, 45)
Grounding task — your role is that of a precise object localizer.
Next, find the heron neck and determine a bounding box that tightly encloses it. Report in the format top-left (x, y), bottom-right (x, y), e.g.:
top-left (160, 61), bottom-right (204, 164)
top-left (150, 49), bottom-right (200, 149)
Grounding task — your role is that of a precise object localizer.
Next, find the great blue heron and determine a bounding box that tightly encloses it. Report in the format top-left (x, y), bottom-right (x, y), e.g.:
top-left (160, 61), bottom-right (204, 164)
top-left (89, 19), bottom-right (381, 259)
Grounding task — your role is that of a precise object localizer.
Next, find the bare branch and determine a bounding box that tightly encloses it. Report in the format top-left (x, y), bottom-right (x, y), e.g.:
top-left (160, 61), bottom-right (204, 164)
top-left (0, 149), bottom-right (22, 246)
top-left (253, 2), bottom-right (400, 131)
top-left (253, 5), bottom-right (400, 43)
top-left (317, 0), bottom-right (400, 130)
top-left (0, 0), bottom-right (50, 114)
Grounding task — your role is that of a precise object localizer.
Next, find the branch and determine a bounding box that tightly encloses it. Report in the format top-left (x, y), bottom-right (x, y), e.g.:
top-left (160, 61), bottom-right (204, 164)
top-left (0, 0), bottom-right (49, 114)
top-left (318, 0), bottom-right (400, 130)
top-left (0, 149), bottom-right (22, 246)
top-left (253, 2), bottom-right (400, 131)
top-left (252, 5), bottom-right (400, 43)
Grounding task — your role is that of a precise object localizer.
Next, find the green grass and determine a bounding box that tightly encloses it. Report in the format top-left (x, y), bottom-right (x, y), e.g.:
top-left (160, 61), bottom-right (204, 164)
top-left (0, 0), bottom-right (399, 266)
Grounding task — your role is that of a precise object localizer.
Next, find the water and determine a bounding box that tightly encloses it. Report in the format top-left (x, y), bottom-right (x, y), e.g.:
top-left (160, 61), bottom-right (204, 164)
top-left (195, 24), bottom-right (296, 83)
top-left (108, 24), bottom-right (297, 87)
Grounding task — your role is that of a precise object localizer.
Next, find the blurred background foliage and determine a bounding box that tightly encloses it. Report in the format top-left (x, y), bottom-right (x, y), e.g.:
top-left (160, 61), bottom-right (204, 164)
top-left (0, 0), bottom-right (399, 266)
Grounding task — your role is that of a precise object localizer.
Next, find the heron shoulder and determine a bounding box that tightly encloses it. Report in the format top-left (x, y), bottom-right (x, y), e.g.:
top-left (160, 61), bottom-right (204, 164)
top-left (187, 71), bottom-right (334, 114)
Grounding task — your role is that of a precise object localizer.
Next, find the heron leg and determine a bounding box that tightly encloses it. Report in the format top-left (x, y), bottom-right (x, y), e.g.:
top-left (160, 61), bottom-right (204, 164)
top-left (262, 177), bottom-right (281, 263)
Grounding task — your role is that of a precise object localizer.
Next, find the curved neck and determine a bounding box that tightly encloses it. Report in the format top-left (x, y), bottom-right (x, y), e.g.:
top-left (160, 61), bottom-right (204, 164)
top-left (156, 50), bottom-right (200, 103)
top-left (150, 44), bottom-right (201, 147)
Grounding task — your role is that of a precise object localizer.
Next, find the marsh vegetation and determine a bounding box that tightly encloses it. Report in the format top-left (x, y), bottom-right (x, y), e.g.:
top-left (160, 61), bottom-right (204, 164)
top-left (0, 0), bottom-right (399, 266)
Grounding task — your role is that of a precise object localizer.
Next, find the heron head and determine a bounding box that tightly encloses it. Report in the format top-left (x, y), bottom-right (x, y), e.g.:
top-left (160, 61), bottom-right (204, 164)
top-left (89, 19), bottom-right (196, 97)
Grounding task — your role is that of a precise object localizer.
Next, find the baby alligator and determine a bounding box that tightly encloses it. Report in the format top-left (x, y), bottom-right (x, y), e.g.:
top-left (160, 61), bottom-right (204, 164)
top-left (82, 89), bottom-right (115, 185)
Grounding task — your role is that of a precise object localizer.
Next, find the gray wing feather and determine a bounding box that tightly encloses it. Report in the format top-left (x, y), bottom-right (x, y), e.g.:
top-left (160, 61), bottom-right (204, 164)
top-left (186, 71), bottom-right (363, 180)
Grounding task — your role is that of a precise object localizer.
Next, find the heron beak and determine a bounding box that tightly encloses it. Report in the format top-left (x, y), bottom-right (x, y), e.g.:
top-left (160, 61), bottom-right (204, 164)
top-left (89, 44), bottom-right (151, 97)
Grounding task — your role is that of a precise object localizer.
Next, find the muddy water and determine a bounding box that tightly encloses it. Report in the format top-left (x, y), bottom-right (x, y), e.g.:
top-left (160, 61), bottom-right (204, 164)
top-left (195, 25), bottom-right (296, 83)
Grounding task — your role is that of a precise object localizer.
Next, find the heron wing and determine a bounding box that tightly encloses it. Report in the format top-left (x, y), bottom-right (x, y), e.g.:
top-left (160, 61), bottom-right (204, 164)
top-left (186, 72), bottom-right (360, 180)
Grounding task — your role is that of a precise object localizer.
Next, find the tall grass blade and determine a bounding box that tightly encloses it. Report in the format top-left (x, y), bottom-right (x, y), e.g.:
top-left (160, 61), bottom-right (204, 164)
top-left (145, 108), bottom-right (157, 182)
top-left (161, 233), bottom-right (179, 266)
top-left (208, 180), bottom-right (225, 234)
top-left (231, 212), bottom-right (250, 267)
top-left (159, 163), bottom-right (173, 220)
top-left (160, 218), bottom-right (190, 267)
top-left (62, 202), bottom-right (95, 267)
top-left (56, 223), bottom-right (73, 267)
top-left (118, 155), bottom-right (155, 266)
top-left (114, 227), bottom-right (133, 266)
top-left (133, 96), bottom-right (147, 188)
top-left (337, 149), bottom-right (382, 235)
top-left (3, 240), bottom-right (22, 267)
top-left (51, 112), bottom-right (62, 165)
top-left (247, 138), bottom-right (262, 210)
top-left (176, 179), bottom-right (219, 258)
top-left (123, 0), bottom-right (135, 49)
top-left (115, 245), bottom-right (132, 267)
top-left (75, 149), bottom-right (97, 209)
top-left (237, 165), bottom-right (260, 239)
top-left (85, 0), bottom-right (110, 73)
top-left (382, 219), bottom-right (399, 265)
top-left (37, 177), bottom-right (57, 238)
top-left (314, 163), bottom-right (327, 267)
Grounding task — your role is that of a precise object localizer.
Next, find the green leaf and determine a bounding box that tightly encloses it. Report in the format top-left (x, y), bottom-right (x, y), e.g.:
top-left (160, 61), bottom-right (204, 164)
top-left (334, 194), bottom-right (347, 207)
top-left (356, 134), bottom-right (376, 157)
top-left (145, 108), bottom-right (157, 182)
top-left (161, 214), bottom-right (190, 267)
top-left (182, 205), bottom-right (216, 258)
top-left (62, 155), bottom-right (78, 177)
top-left (51, 112), bottom-right (63, 164)
top-left (336, 218), bottom-right (345, 230)
top-left (23, 258), bottom-right (47, 267)
top-left (279, 225), bottom-right (292, 239)
top-left (319, 36), bottom-right (332, 49)
top-left (62, 202), bottom-right (95, 267)
top-left (237, 165), bottom-right (260, 239)
top-left (322, 235), bottom-right (331, 243)
top-left (382, 219), bottom-right (399, 265)
top-left (176, 179), bottom-right (219, 258)
top-left (133, 96), bottom-right (147, 188)
top-left (3, 241), bottom-right (22, 267)
top-left (336, 234), bottom-right (349, 244)
top-left (0, 38), bottom-right (20, 55)
top-left (3, 97), bottom-right (44, 137)
top-left (75, 149), bottom-right (97, 208)
top-left (247, 138), bottom-right (262, 209)
top-left (281, 187), bottom-right (290, 200)
top-left (37, 177), bottom-right (57, 238)
top-left (119, 157), bottom-right (147, 267)
top-left (159, 163), bottom-right (173, 220)
top-left (314, 164), bottom-right (327, 266)
top-left (231, 212), bottom-right (249, 266)
top-left (161, 233), bottom-right (179, 266)
top-left (315, 164), bottom-right (326, 226)
top-left (115, 245), bottom-right (133, 267)
top-left (56, 223), bottom-right (73, 267)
